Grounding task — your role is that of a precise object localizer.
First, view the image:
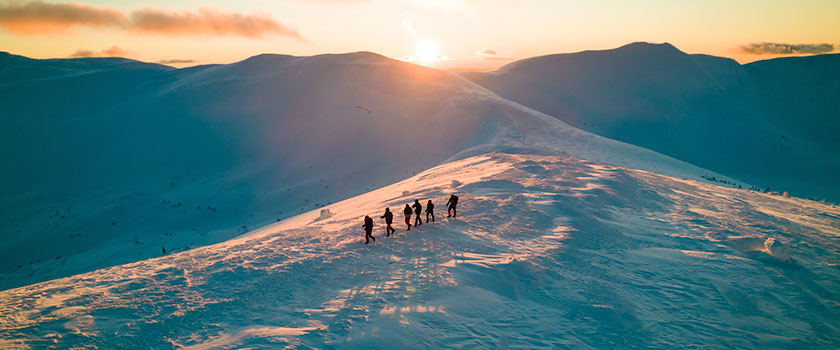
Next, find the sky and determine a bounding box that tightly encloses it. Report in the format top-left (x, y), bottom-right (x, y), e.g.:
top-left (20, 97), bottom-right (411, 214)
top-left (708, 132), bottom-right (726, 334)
top-left (1, 0), bottom-right (839, 70)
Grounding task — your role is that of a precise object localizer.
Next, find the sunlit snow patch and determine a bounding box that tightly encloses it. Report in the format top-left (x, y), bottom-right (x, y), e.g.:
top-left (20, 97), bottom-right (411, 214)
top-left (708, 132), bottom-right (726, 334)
top-left (1, 153), bottom-right (839, 348)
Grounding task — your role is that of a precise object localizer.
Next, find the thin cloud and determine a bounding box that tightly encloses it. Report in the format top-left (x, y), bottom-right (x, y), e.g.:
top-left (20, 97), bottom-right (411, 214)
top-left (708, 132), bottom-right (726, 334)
top-left (69, 46), bottom-right (130, 58)
top-left (404, 0), bottom-right (473, 15)
top-left (129, 7), bottom-right (301, 39)
top-left (737, 42), bottom-right (836, 55)
top-left (305, 0), bottom-right (373, 3)
top-left (477, 48), bottom-right (497, 56)
top-left (0, 1), bottom-right (124, 34)
top-left (158, 59), bottom-right (196, 64)
top-left (69, 49), bottom-right (97, 58)
top-left (471, 47), bottom-right (512, 60)
top-left (0, 1), bottom-right (302, 39)
top-left (401, 17), bottom-right (417, 36)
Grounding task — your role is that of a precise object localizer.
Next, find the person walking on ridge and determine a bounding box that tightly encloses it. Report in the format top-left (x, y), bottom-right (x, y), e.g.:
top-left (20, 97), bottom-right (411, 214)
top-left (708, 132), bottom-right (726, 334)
top-left (446, 194), bottom-right (459, 218)
top-left (404, 204), bottom-right (413, 231)
top-left (381, 207), bottom-right (395, 237)
top-left (362, 215), bottom-right (375, 244)
top-left (426, 200), bottom-right (435, 223)
top-left (412, 200), bottom-right (423, 226)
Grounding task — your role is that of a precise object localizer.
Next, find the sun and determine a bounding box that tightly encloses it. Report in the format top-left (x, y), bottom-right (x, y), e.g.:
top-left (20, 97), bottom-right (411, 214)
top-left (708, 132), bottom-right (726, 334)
top-left (415, 40), bottom-right (440, 62)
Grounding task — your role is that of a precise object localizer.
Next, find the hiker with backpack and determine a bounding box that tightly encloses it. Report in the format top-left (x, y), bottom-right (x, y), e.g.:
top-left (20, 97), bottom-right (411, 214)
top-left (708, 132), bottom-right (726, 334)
top-left (380, 207), bottom-right (395, 237)
top-left (412, 200), bottom-right (423, 226)
top-left (446, 194), bottom-right (459, 218)
top-left (426, 200), bottom-right (435, 222)
top-left (404, 204), bottom-right (413, 230)
top-left (362, 215), bottom-right (375, 244)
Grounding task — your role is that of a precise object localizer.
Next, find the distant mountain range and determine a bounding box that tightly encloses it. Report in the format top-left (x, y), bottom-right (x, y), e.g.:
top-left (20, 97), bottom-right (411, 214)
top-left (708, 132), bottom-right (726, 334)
top-left (463, 42), bottom-right (840, 201)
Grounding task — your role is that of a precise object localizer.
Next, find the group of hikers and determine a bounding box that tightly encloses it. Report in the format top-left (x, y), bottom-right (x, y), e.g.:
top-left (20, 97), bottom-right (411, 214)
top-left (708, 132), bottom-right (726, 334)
top-left (361, 194), bottom-right (459, 244)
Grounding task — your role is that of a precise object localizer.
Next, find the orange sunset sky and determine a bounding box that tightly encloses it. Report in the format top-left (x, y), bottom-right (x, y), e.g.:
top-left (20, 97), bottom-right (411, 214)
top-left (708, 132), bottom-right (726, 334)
top-left (1, 0), bottom-right (839, 70)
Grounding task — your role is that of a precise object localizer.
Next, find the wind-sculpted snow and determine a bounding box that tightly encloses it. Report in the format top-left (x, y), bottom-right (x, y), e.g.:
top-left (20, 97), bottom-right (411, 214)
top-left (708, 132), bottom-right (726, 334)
top-left (2, 153), bottom-right (838, 349)
top-left (0, 51), bottom-right (727, 290)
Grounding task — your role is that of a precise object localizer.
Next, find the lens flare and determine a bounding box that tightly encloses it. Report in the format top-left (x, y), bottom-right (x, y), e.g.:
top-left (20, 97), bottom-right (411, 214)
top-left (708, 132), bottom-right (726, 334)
top-left (415, 40), bottom-right (440, 62)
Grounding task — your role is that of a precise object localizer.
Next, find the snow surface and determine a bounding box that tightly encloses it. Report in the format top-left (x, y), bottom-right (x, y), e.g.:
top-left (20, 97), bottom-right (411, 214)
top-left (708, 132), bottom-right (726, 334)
top-left (463, 42), bottom-right (840, 202)
top-left (2, 153), bottom-right (838, 349)
top-left (0, 51), bottom-right (733, 290)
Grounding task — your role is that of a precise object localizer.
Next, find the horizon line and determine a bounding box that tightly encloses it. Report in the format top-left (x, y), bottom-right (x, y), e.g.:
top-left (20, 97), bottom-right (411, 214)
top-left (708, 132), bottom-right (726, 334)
top-left (3, 41), bottom-right (838, 72)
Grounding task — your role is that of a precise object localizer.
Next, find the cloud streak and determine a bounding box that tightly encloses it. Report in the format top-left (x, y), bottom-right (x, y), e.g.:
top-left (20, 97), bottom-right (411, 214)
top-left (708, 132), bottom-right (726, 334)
top-left (0, 1), bottom-right (302, 39)
top-left (471, 47), bottom-right (512, 60)
top-left (128, 8), bottom-right (300, 38)
top-left (69, 46), bottom-right (130, 58)
top-left (157, 59), bottom-right (196, 64)
top-left (737, 42), bottom-right (836, 55)
top-left (400, 17), bottom-right (416, 36)
top-left (0, 1), bottom-right (123, 34)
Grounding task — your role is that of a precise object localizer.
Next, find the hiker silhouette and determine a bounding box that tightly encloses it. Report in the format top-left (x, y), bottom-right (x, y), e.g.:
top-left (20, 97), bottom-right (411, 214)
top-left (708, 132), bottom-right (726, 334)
top-left (404, 204), bottom-right (413, 230)
top-left (446, 194), bottom-right (459, 218)
top-left (362, 215), bottom-right (375, 244)
top-left (412, 200), bottom-right (423, 226)
top-left (380, 208), bottom-right (395, 237)
top-left (426, 200), bottom-right (435, 222)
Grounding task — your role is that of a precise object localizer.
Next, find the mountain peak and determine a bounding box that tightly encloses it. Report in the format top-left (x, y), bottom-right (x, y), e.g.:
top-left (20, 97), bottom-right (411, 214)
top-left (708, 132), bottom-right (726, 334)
top-left (492, 42), bottom-right (687, 74)
top-left (619, 41), bottom-right (680, 51)
top-left (611, 41), bottom-right (685, 57)
top-left (304, 51), bottom-right (407, 66)
top-left (227, 51), bottom-right (406, 75)
top-left (242, 51), bottom-right (394, 64)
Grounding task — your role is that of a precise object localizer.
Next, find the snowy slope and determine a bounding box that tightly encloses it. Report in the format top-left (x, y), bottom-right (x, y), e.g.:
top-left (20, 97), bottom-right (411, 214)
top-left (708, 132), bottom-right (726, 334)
top-left (0, 51), bottom-right (731, 290)
top-left (463, 43), bottom-right (840, 201)
top-left (1, 153), bottom-right (838, 349)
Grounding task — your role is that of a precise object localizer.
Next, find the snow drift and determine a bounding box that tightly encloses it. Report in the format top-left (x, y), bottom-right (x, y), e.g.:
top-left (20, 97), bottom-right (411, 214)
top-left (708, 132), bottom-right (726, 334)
top-left (1, 153), bottom-right (838, 348)
top-left (0, 50), bottom-right (722, 290)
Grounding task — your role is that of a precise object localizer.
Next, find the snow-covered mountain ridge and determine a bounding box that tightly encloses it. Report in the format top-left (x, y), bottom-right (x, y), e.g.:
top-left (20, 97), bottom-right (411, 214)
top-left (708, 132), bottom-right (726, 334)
top-left (0, 50), bottom-right (728, 290)
top-left (1, 152), bottom-right (837, 349)
top-left (463, 42), bottom-right (840, 201)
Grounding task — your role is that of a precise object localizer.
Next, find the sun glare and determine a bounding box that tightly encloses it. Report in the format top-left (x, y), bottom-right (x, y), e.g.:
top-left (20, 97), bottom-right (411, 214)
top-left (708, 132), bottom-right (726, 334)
top-left (416, 40), bottom-right (440, 62)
